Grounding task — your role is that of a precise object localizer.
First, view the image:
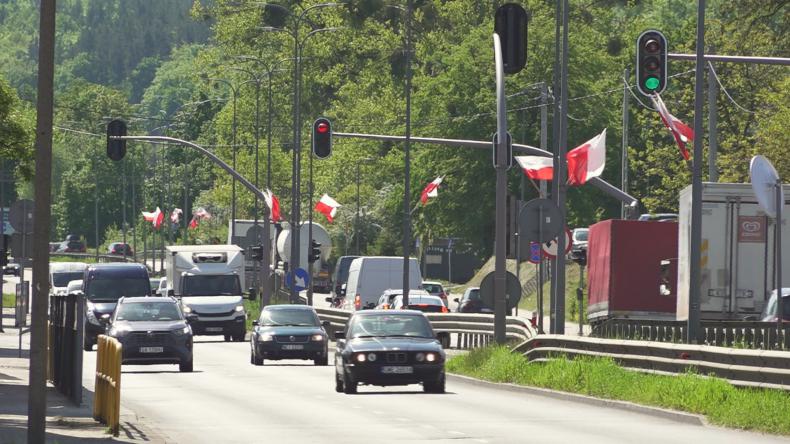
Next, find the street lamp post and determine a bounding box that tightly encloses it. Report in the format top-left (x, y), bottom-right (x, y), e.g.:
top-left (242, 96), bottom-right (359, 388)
top-left (207, 78), bottom-right (239, 240)
top-left (355, 158), bottom-right (374, 255)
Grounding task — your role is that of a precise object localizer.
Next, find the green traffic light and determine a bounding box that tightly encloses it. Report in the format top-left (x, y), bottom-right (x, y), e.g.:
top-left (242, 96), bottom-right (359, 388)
top-left (645, 77), bottom-right (660, 91)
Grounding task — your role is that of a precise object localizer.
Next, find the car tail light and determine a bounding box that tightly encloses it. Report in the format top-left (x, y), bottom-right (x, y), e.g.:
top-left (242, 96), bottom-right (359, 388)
top-left (382, 304), bottom-right (389, 309)
top-left (441, 305), bottom-right (448, 313)
top-left (354, 294), bottom-right (361, 310)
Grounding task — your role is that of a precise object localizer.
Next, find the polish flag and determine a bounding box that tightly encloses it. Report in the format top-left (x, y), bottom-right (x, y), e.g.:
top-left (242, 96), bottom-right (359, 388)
top-left (515, 156), bottom-right (554, 181)
top-left (142, 207), bottom-right (164, 229)
top-left (566, 129), bottom-right (607, 186)
top-left (315, 194), bottom-right (341, 223)
top-left (651, 93), bottom-right (694, 161)
top-left (420, 176), bottom-right (443, 205)
top-left (193, 207), bottom-right (212, 219)
top-left (263, 189), bottom-right (281, 222)
top-left (188, 216), bottom-right (199, 230)
top-left (170, 208), bottom-right (183, 224)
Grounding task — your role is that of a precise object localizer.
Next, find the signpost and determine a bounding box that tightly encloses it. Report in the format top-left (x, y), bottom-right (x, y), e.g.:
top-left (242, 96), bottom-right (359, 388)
top-left (480, 271), bottom-right (522, 313)
top-left (285, 268), bottom-right (310, 293)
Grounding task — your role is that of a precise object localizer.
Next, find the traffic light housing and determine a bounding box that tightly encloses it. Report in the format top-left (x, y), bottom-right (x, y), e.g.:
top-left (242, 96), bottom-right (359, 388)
top-left (106, 119), bottom-right (127, 161)
top-left (308, 240), bottom-right (321, 263)
top-left (635, 30), bottom-right (668, 96)
top-left (494, 3), bottom-right (529, 75)
top-left (311, 118), bottom-right (332, 159)
top-left (250, 245), bottom-right (263, 261)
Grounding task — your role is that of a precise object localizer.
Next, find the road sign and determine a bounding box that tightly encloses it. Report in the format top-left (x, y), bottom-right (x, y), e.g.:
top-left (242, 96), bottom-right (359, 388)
top-left (480, 271), bottom-right (522, 311)
top-left (518, 198), bottom-right (562, 243)
top-left (541, 228), bottom-right (572, 258)
top-left (285, 268), bottom-right (310, 292)
top-left (527, 242), bottom-right (542, 264)
top-left (9, 199), bottom-right (34, 233)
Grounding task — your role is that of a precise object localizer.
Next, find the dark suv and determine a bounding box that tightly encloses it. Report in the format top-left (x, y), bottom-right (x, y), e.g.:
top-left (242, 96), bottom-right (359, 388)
top-left (106, 297), bottom-right (194, 372)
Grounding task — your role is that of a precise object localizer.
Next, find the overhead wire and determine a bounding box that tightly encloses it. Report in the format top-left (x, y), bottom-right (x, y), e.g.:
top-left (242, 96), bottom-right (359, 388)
top-left (707, 62), bottom-right (757, 114)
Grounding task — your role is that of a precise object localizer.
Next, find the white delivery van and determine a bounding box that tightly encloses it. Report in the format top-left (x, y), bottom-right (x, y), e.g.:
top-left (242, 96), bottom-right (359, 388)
top-left (49, 262), bottom-right (87, 296)
top-left (342, 256), bottom-right (422, 311)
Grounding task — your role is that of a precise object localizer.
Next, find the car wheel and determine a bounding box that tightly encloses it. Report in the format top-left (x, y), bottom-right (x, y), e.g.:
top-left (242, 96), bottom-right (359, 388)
top-left (342, 371), bottom-right (357, 394)
top-left (423, 373), bottom-right (445, 394)
top-left (179, 359), bottom-right (194, 373)
top-left (335, 371), bottom-right (344, 393)
top-left (233, 331), bottom-right (246, 342)
top-left (314, 355), bottom-right (328, 366)
top-left (223, 334), bottom-right (231, 342)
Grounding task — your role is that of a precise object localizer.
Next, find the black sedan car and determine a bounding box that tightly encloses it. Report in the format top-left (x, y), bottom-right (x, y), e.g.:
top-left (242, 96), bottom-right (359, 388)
top-left (250, 305), bottom-right (330, 366)
top-left (454, 287), bottom-right (493, 313)
top-left (334, 310), bottom-right (446, 394)
top-left (106, 297), bottom-right (194, 372)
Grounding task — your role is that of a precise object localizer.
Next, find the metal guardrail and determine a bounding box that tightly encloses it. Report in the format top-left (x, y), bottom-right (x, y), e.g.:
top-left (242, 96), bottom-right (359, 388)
top-left (48, 293), bottom-right (83, 404)
top-left (514, 335), bottom-right (790, 390)
top-left (591, 318), bottom-right (790, 350)
top-left (314, 307), bottom-right (535, 349)
top-left (94, 335), bottom-right (122, 436)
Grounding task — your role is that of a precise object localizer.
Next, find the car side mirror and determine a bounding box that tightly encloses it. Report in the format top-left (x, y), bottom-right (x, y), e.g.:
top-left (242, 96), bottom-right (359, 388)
top-left (100, 313), bottom-right (111, 324)
top-left (167, 289), bottom-right (175, 297)
top-left (185, 314), bottom-right (198, 324)
top-left (252, 320), bottom-right (259, 327)
top-left (248, 287), bottom-right (257, 301)
top-left (334, 331), bottom-right (345, 340)
top-left (325, 297), bottom-right (333, 303)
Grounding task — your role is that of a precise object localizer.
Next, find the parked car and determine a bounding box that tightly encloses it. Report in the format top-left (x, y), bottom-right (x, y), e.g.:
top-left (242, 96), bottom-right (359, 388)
top-left (83, 263), bottom-right (151, 351)
top-left (375, 289), bottom-right (403, 309)
top-left (49, 242), bottom-right (61, 253)
top-left (3, 263), bottom-right (20, 277)
top-left (421, 281), bottom-right (449, 307)
top-left (328, 255), bottom-right (360, 306)
top-left (334, 310), bottom-right (446, 394)
top-left (761, 289), bottom-right (790, 322)
top-left (454, 287), bottom-right (492, 313)
top-left (249, 305), bottom-right (330, 366)
top-left (390, 293), bottom-right (448, 313)
top-left (105, 296), bottom-right (194, 372)
top-left (342, 256), bottom-right (422, 311)
top-left (107, 242), bottom-right (134, 256)
top-left (57, 234), bottom-right (86, 253)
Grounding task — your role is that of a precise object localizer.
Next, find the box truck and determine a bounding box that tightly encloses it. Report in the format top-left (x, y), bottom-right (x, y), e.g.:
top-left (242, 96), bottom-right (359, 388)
top-left (166, 245), bottom-right (254, 341)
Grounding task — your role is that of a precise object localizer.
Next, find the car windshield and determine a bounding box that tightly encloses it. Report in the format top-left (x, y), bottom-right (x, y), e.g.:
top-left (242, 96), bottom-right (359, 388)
top-left (149, 279), bottom-right (161, 291)
top-left (259, 309), bottom-right (319, 327)
top-left (575, 231), bottom-right (588, 241)
top-left (115, 302), bottom-right (182, 322)
top-left (347, 314), bottom-right (433, 339)
top-left (182, 275), bottom-right (241, 296)
top-left (422, 284), bottom-right (443, 294)
top-left (464, 289), bottom-right (481, 301)
top-left (86, 278), bottom-right (150, 301)
top-left (53, 271), bottom-right (84, 287)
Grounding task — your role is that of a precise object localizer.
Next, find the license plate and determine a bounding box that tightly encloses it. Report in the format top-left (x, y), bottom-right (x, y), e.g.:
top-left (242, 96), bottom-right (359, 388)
top-left (381, 366), bottom-right (413, 374)
top-left (205, 327), bottom-right (223, 332)
top-left (282, 344), bottom-right (304, 350)
top-left (139, 346), bottom-right (163, 353)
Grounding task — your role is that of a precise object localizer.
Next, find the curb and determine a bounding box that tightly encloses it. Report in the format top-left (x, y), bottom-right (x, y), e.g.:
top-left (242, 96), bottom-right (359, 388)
top-left (447, 373), bottom-right (707, 426)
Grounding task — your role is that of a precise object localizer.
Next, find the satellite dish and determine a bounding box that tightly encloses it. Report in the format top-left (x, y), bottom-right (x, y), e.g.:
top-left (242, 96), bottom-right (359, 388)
top-left (750, 155), bottom-right (783, 218)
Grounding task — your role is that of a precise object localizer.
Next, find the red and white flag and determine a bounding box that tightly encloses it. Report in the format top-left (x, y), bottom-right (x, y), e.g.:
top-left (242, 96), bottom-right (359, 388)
top-left (651, 93), bottom-right (694, 161)
top-left (188, 216), bottom-right (199, 230)
top-left (566, 129), bottom-right (607, 186)
top-left (170, 208), bottom-right (183, 224)
top-left (193, 207), bottom-right (212, 219)
top-left (315, 194), bottom-right (341, 223)
top-left (263, 189), bottom-right (281, 222)
top-left (420, 176), bottom-right (443, 205)
top-left (515, 156), bottom-right (554, 181)
top-left (142, 207), bottom-right (164, 229)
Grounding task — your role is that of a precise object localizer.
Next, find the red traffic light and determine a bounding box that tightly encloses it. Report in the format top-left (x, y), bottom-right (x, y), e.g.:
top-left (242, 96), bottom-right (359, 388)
top-left (317, 122), bottom-right (329, 134)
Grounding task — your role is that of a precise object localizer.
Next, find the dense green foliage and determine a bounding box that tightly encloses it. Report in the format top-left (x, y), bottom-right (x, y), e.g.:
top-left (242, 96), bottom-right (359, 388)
top-left (447, 346), bottom-right (790, 435)
top-left (0, 0), bottom-right (786, 255)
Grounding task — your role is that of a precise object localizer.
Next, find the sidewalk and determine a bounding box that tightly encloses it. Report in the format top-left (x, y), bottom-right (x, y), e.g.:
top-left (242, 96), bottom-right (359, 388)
top-left (0, 309), bottom-right (171, 443)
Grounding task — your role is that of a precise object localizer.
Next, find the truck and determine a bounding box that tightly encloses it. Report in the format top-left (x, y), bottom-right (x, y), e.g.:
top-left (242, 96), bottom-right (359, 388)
top-left (227, 219), bottom-right (276, 289)
top-left (587, 219), bottom-right (678, 325)
top-left (275, 222), bottom-right (332, 293)
top-left (677, 182), bottom-right (790, 321)
top-left (165, 245), bottom-right (254, 342)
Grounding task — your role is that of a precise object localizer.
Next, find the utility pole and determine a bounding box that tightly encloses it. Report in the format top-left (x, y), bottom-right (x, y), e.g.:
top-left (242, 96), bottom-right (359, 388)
top-left (402, 0), bottom-right (413, 306)
top-left (708, 62), bottom-right (719, 182)
top-left (539, 82), bottom-right (548, 334)
top-left (621, 68), bottom-right (630, 219)
top-left (28, 0), bottom-right (55, 440)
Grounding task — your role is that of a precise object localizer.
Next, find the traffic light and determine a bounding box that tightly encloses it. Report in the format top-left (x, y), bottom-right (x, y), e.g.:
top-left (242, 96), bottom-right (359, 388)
top-left (635, 30), bottom-right (668, 96)
top-left (311, 118), bottom-right (332, 159)
top-left (250, 245), bottom-right (263, 261)
top-left (308, 240), bottom-right (321, 263)
top-left (106, 119), bottom-right (127, 161)
top-left (494, 3), bottom-right (529, 75)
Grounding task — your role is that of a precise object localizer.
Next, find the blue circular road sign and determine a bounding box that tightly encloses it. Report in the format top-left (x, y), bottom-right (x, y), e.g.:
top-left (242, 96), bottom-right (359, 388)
top-left (285, 268), bottom-right (310, 292)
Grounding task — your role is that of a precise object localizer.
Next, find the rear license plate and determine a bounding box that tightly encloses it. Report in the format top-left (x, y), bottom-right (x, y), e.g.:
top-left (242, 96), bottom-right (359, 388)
top-left (139, 347), bottom-right (163, 353)
top-left (282, 344), bottom-right (304, 350)
top-left (381, 366), bottom-right (413, 374)
top-left (205, 327), bottom-right (223, 332)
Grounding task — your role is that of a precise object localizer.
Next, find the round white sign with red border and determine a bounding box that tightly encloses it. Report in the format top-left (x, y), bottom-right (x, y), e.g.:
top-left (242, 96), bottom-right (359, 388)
top-left (542, 227), bottom-right (572, 258)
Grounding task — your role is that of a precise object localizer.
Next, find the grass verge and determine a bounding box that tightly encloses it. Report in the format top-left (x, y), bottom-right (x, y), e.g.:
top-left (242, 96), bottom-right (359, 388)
top-left (447, 346), bottom-right (790, 435)
top-left (2, 292), bottom-right (13, 307)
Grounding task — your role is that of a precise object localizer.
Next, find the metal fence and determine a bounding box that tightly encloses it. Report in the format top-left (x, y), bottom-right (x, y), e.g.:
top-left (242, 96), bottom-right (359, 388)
top-left (48, 293), bottom-right (83, 404)
top-left (314, 307), bottom-right (535, 348)
top-left (591, 318), bottom-right (789, 350)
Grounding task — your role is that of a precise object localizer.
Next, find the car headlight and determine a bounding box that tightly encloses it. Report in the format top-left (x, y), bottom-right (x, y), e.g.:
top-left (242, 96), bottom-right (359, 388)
top-left (234, 305), bottom-right (245, 312)
top-left (260, 333), bottom-right (274, 342)
top-left (425, 352), bottom-right (437, 362)
top-left (415, 352), bottom-right (425, 362)
top-left (355, 353), bottom-right (366, 363)
top-left (173, 325), bottom-right (191, 336)
top-left (86, 301), bottom-right (95, 311)
top-left (182, 305), bottom-right (192, 314)
top-left (311, 334), bottom-right (324, 342)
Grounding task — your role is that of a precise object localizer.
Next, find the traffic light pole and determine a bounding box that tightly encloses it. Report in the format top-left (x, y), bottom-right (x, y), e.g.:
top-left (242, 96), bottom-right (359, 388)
top-left (493, 33), bottom-right (507, 344)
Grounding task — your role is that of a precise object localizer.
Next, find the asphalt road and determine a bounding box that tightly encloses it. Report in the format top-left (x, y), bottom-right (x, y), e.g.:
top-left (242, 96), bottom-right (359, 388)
top-left (80, 321), bottom-right (786, 443)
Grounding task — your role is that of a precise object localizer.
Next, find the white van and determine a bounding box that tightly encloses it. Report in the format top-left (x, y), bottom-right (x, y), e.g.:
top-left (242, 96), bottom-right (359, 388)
top-left (49, 262), bottom-right (87, 296)
top-left (343, 257), bottom-right (422, 311)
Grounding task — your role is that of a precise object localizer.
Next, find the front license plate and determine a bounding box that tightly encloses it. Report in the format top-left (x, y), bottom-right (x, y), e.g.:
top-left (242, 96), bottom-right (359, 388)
top-left (205, 327), bottom-right (223, 332)
top-left (282, 344), bottom-right (304, 350)
top-left (381, 366), bottom-right (413, 374)
top-left (139, 346), bottom-right (163, 353)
